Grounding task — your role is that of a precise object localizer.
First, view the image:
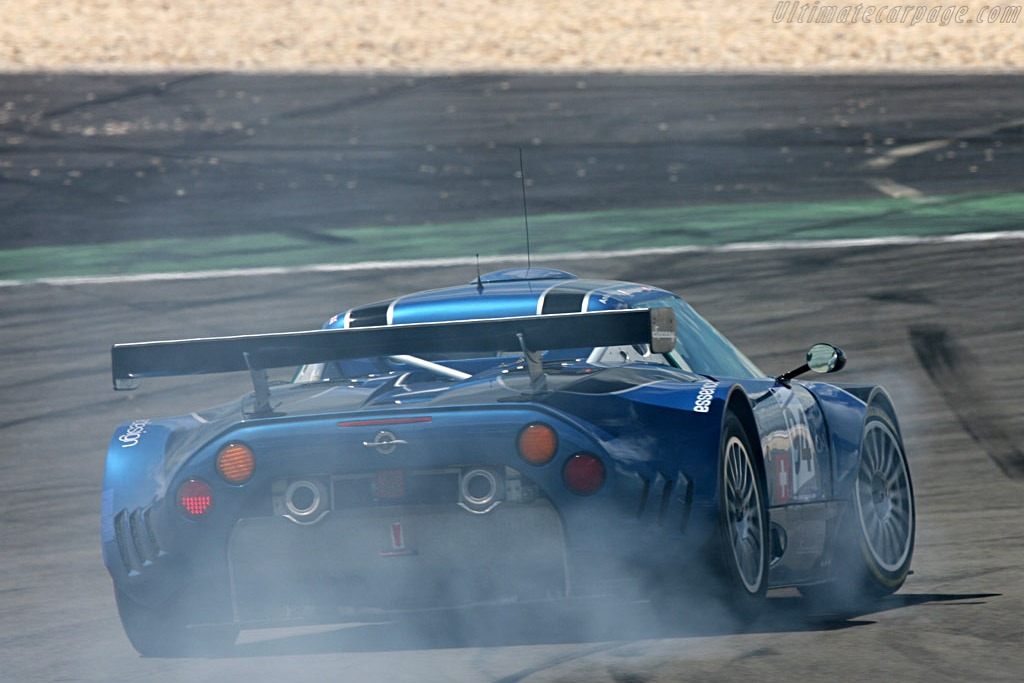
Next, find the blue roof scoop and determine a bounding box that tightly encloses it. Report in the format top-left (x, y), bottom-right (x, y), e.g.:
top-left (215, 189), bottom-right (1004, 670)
top-left (476, 268), bottom-right (578, 284)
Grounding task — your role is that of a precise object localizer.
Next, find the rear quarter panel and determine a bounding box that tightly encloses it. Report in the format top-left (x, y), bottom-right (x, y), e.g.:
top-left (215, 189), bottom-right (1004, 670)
top-left (542, 378), bottom-right (732, 563)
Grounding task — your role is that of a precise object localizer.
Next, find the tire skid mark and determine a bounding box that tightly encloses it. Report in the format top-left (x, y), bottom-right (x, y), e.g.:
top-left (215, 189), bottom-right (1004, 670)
top-left (39, 73), bottom-right (213, 121)
top-left (909, 325), bottom-right (1024, 480)
top-left (279, 78), bottom-right (425, 120)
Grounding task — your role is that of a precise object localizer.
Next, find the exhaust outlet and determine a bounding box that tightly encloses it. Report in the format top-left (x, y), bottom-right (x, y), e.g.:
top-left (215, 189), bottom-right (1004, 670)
top-left (274, 478), bottom-right (329, 524)
top-left (459, 468), bottom-right (503, 514)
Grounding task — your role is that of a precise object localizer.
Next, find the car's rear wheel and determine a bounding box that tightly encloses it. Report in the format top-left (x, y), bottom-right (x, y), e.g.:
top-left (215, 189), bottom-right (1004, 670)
top-left (715, 413), bottom-right (769, 612)
top-left (802, 407), bottom-right (914, 608)
top-left (115, 586), bottom-right (238, 657)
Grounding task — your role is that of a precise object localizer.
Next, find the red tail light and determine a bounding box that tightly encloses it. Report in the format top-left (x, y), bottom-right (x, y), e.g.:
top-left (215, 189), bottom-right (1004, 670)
top-left (563, 453), bottom-right (605, 495)
top-left (177, 478), bottom-right (213, 518)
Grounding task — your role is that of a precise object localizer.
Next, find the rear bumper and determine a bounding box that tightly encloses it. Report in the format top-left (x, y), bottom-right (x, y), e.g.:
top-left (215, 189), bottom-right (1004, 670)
top-left (228, 500), bottom-right (568, 623)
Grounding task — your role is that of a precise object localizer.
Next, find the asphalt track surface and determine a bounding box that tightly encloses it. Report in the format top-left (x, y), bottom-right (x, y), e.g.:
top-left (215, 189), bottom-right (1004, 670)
top-left (2, 73), bottom-right (1024, 249)
top-left (1, 75), bottom-right (1024, 682)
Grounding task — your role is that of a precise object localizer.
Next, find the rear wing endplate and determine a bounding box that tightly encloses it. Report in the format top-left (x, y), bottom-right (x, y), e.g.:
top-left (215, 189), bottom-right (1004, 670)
top-left (111, 307), bottom-right (676, 390)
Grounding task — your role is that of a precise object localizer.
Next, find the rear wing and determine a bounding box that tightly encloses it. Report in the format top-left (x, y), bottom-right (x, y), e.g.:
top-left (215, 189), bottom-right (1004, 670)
top-left (111, 308), bottom-right (676, 390)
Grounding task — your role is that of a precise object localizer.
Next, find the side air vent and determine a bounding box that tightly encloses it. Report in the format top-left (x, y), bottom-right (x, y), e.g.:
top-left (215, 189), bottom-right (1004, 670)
top-left (676, 474), bottom-right (694, 534)
top-left (113, 510), bottom-right (136, 574)
top-left (656, 477), bottom-right (674, 525)
top-left (143, 508), bottom-right (161, 556)
top-left (129, 508), bottom-right (161, 564)
top-left (636, 475), bottom-right (651, 520)
top-left (115, 507), bottom-right (162, 573)
top-left (633, 470), bottom-right (694, 534)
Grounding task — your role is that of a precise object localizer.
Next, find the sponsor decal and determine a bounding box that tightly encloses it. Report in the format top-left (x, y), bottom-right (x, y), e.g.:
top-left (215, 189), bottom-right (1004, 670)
top-left (773, 388), bottom-right (820, 502)
top-left (693, 381), bottom-right (719, 413)
top-left (118, 419), bottom-right (150, 448)
top-left (782, 396), bottom-right (817, 498)
top-left (381, 519), bottom-right (415, 556)
top-left (774, 452), bottom-right (792, 504)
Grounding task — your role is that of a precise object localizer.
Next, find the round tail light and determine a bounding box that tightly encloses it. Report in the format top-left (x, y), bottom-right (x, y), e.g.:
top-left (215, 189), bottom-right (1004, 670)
top-left (217, 442), bottom-right (255, 484)
top-left (518, 423), bottom-right (558, 466)
top-left (177, 478), bottom-right (213, 518)
top-left (563, 453), bottom-right (605, 495)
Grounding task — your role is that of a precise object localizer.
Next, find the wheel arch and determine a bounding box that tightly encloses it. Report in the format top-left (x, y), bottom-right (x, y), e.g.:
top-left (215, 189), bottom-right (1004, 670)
top-left (864, 386), bottom-right (904, 440)
top-left (724, 386), bottom-right (768, 487)
top-left (714, 384), bottom-right (772, 604)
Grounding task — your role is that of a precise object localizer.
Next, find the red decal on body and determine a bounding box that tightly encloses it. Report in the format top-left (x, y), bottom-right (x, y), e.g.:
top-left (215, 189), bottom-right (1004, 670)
top-left (775, 452), bottom-right (792, 504)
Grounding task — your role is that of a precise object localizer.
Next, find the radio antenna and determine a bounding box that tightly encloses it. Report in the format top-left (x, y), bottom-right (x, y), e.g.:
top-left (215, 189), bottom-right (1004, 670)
top-left (475, 253), bottom-right (484, 292)
top-left (518, 147), bottom-right (531, 268)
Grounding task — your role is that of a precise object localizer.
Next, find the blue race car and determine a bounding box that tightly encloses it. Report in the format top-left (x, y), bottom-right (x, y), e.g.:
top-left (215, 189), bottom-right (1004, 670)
top-left (103, 267), bottom-right (915, 655)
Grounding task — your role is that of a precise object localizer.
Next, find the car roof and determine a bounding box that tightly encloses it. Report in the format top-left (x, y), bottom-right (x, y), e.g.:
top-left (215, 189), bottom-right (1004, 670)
top-left (326, 268), bottom-right (677, 329)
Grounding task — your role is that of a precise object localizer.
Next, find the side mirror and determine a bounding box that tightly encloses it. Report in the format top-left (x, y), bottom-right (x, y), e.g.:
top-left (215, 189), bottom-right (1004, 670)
top-left (806, 343), bottom-right (846, 374)
top-left (776, 343), bottom-right (846, 387)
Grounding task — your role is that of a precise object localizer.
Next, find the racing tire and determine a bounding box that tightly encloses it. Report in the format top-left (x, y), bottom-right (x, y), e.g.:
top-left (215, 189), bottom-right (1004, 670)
top-left (115, 586), bottom-right (238, 657)
top-left (802, 406), bottom-right (915, 609)
top-left (714, 413), bottom-right (770, 614)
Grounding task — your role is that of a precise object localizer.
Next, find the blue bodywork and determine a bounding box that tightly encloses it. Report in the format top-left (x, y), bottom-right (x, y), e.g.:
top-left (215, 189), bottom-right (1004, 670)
top-left (102, 268), bottom-right (897, 626)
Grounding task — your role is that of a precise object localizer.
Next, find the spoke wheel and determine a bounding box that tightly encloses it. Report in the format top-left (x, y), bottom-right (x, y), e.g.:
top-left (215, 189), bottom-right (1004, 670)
top-left (801, 406), bottom-right (915, 609)
top-left (724, 436), bottom-right (766, 593)
top-left (851, 413), bottom-right (917, 589)
top-left (716, 414), bottom-right (769, 610)
top-left (855, 420), bottom-right (914, 575)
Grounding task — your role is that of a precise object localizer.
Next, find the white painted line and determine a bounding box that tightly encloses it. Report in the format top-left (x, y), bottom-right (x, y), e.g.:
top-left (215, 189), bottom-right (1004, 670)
top-left (4, 230), bottom-right (1024, 288)
top-left (861, 117), bottom-right (1024, 172)
top-left (886, 139), bottom-right (952, 160)
top-left (954, 117), bottom-right (1024, 140)
top-left (862, 139), bottom-right (952, 171)
top-left (864, 178), bottom-right (925, 200)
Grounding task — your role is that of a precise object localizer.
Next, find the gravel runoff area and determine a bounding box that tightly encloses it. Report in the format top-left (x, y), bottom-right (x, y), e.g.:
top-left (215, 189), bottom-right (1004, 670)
top-left (2, 0), bottom-right (1022, 72)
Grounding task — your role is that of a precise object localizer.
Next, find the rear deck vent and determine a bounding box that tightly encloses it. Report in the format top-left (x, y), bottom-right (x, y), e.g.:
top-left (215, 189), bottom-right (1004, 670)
top-left (348, 302), bottom-right (391, 328)
top-left (541, 290), bottom-right (587, 315)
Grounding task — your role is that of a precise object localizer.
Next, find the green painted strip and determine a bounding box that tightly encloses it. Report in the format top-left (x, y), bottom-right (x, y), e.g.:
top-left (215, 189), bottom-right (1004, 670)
top-left (2, 192), bottom-right (1021, 281)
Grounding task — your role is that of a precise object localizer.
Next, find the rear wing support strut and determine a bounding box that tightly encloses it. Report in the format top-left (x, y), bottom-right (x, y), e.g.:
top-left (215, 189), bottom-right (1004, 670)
top-left (516, 332), bottom-right (547, 394)
top-left (243, 351), bottom-right (274, 416)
